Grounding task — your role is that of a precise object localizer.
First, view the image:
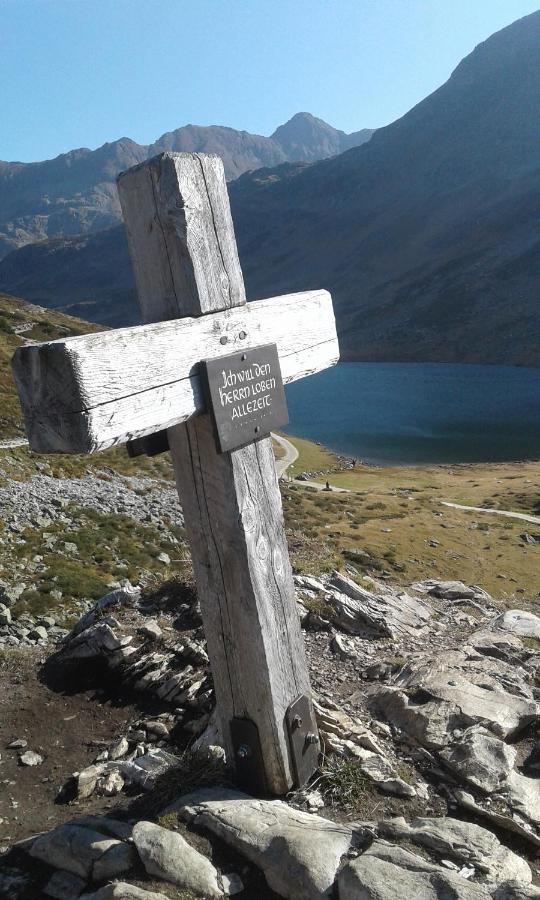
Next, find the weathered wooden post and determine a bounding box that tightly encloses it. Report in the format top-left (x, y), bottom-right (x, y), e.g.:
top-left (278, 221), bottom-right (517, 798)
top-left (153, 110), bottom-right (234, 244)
top-left (11, 152), bottom-right (339, 795)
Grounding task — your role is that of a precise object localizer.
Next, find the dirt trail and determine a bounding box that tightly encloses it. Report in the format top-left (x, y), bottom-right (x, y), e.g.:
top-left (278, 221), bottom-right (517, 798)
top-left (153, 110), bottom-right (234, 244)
top-left (441, 500), bottom-right (540, 526)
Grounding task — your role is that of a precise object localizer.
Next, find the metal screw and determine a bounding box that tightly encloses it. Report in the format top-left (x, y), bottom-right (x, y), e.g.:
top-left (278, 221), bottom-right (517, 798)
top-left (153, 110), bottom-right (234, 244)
top-left (292, 715), bottom-right (303, 729)
top-left (239, 330), bottom-right (247, 339)
top-left (305, 732), bottom-right (318, 745)
top-left (220, 336), bottom-right (228, 345)
top-left (237, 744), bottom-right (251, 759)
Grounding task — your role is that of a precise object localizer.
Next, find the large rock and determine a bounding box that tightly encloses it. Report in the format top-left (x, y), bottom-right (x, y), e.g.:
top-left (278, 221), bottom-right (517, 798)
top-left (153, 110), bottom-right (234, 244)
top-left (371, 649), bottom-right (538, 748)
top-left (454, 790), bottom-right (540, 850)
top-left (28, 824), bottom-right (135, 881)
top-left (338, 840), bottom-right (492, 899)
top-left (172, 788), bottom-right (353, 900)
top-left (503, 771), bottom-right (540, 827)
top-left (491, 610), bottom-right (540, 640)
top-left (82, 885), bottom-right (169, 900)
top-left (493, 884), bottom-right (540, 899)
top-left (378, 817), bottom-right (532, 886)
top-left (59, 622), bottom-right (133, 661)
top-left (325, 571), bottom-right (431, 638)
top-left (71, 586), bottom-right (140, 637)
top-left (132, 821), bottom-right (222, 897)
top-left (73, 748), bottom-right (183, 800)
top-left (411, 580), bottom-right (489, 601)
top-left (439, 726), bottom-right (516, 792)
top-left (43, 870), bottom-right (87, 898)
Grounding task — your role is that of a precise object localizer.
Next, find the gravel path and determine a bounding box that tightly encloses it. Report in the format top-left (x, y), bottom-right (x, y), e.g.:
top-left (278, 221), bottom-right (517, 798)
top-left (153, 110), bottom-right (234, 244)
top-left (272, 432), bottom-right (299, 476)
top-left (441, 500), bottom-right (540, 526)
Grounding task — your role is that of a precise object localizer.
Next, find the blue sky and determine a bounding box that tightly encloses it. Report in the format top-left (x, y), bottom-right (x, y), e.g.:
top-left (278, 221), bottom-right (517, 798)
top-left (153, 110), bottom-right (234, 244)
top-left (2, 0), bottom-right (538, 162)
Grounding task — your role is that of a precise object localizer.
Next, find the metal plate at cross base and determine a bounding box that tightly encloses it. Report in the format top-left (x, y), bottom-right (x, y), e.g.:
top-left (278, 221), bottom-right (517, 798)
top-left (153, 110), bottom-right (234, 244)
top-left (230, 717), bottom-right (268, 795)
top-left (285, 695), bottom-right (320, 788)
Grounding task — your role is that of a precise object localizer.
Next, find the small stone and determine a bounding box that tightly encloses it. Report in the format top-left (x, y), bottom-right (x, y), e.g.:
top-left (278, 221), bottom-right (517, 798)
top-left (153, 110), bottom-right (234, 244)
top-left (63, 542), bottom-right (78, 554)
top-left (331, 633), bottom-right (358, 660)
top-left (19, 750), bottom-right (43, 766)
top-left (7, 738), bottom-right (27, 750)
top-left (156, 552), bottom-right (171, 565)
top-left (29, 625), bottom-right (48, 641)
top-left (137, 620), bottom-right (162, 641)
top-left (109, 737), bottom-right (130, 760)
top-left (145, 721), bottom-right (170, 739)
top-left (221, 872), bottom-right (244, 895)
top-left (96, 771), bottom-right (125, 797)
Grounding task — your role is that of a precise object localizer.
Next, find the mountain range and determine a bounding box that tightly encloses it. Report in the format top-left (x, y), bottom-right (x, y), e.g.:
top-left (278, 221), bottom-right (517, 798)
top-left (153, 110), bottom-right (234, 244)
top-left (1, 12), bottom-right (539, 365)
top-left (0, 113), bottom-right (373, 259)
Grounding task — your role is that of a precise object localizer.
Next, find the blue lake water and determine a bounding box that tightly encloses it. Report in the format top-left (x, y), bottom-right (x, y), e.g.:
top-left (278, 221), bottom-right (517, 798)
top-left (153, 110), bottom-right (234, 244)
top-left (283, 363), bottom-right (540, 466)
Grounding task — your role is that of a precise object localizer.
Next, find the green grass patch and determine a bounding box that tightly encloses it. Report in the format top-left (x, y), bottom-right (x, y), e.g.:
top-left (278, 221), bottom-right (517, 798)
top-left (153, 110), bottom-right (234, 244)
top-left (316, 756), bottom-right (373, 809)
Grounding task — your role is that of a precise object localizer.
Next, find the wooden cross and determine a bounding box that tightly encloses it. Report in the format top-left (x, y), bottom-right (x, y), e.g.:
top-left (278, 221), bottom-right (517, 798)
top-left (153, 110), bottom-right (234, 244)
top-left (11, 153), bottom-right (339, 795)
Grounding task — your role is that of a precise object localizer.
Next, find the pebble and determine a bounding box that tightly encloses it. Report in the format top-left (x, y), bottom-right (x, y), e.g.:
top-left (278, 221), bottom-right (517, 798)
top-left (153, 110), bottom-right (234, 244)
top-left (19, 750), bottom-right (43, 766)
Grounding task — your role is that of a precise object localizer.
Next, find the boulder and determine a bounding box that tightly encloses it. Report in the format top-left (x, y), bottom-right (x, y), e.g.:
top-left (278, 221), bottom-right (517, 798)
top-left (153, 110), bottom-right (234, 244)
top-left (338, 840), bottom-right (492, 899)
top-left (172, 788), bottom-right (354, 900)
top-left (439, 726), bottom-right (516, 792)
top-left (503, 771), bottom-right (540, 827)
top-left (491, 610), bottom-right (540, 640)
top-left (71, 586), bottom-right (140, 637)
top-left (371, 649), bottom-right (538, 748)
top-left (132, 821), bottom-right (222, 897)
top-left (325, 571), bottom-right (431, 637)
top-left (43, 870), bottom-right (87, 898)
top-left (378, 817), bottom-right (532, 886)
top-left (28, 824), bottom-right (135, 881)
top-left (411, 580), bottom-right (487, 601)
top-left (59, 622), bottom-right (133, 661)
top-left (82, 885), bottom-right (169, 900)
top-left (453, 790), bottom-right (540, 849)
top-left (493, 884), bottom-right (540, 899)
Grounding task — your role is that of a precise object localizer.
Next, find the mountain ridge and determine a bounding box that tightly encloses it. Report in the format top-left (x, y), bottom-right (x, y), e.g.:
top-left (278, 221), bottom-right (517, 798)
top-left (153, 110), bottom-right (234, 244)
top-left (0, 113), bottom-right (374, 260)
top-left (1, 12), bottom-right (539, 365)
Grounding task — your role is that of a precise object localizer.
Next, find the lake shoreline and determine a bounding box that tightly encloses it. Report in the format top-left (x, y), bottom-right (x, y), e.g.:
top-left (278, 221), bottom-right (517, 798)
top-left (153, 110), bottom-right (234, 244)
top-left (283, 361), bottom-right (540, 467)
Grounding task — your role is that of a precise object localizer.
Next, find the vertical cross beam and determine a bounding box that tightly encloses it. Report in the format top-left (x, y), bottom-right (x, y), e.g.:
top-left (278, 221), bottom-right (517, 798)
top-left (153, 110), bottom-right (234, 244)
top-left (117, 153), bottom-right (315, 794)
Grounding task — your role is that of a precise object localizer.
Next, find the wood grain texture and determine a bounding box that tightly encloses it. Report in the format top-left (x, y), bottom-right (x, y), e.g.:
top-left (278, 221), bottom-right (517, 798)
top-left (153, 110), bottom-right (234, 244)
top-left (11, 290), bottom-right (338, 453)
top-left (117, 152), bottom-right (245, 321)
top-left (118, 152), bottom-right (321, 793)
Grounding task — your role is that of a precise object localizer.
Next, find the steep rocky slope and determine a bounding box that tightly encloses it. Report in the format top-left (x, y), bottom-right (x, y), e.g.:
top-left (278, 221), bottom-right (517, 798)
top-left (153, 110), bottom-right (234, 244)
top-left (229, 10), bottom-right (540, 365)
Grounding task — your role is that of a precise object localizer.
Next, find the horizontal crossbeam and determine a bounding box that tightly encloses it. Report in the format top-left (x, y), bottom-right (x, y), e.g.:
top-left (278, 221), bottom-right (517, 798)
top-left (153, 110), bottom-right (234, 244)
top-left (12, 289), bottom-right (338, 454)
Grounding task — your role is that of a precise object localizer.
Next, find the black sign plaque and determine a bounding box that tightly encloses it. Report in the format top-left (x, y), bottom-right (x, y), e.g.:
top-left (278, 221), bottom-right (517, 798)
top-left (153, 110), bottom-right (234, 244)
top-left (200, 343), bottom-right (289, 453)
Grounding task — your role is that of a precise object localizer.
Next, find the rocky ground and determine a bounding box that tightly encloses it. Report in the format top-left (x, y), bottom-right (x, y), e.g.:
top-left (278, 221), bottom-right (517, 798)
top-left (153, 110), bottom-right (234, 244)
top-left (1, 566), bottom-right (540, 899)
top-left (0, 424), bottom-right (538, 898)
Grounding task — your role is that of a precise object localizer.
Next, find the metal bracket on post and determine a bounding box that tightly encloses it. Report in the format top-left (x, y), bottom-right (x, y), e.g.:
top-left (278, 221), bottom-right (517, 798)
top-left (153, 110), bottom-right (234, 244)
top-left (285, 695), bottom-right (320, 788)
top-left (230, 717), bottom-right (267, 795)
top-left (126, 430), bottom-right (170, 458)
